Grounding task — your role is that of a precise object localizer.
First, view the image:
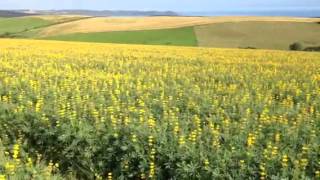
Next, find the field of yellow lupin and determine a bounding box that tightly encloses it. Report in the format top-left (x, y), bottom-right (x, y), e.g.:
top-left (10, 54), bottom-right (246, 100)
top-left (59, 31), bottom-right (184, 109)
top-left (0, 39), bottom-right (320, 179)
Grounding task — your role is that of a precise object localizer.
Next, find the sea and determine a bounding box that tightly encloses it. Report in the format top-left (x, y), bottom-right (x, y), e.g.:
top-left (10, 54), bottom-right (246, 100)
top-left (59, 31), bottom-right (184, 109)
top-left (181, 9), bottom-right (320, 18)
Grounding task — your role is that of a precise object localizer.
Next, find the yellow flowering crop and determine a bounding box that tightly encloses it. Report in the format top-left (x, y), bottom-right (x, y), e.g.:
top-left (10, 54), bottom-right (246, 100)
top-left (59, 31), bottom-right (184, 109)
top-left (0, 39), bottom-right (320, 179)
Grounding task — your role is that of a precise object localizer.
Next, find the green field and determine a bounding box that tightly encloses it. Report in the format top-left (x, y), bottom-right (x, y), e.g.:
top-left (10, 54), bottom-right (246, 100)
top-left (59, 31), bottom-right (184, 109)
top-left (40, 21), bottom-right (320, 49)
top-left (194, 21), bottom-right (320, 50)
top-left (1, 16), bottom-right (320, 50)
top-left (44, 27), bottom-right (198, 46)
top-left (0, 16), bottom-right (90, 38)
top-left (0, 17), bottom-right (51, 36)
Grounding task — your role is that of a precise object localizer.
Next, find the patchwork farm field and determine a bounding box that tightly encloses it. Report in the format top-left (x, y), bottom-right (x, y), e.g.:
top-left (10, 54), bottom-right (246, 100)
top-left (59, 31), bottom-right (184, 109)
top-left (37, 16), bottom-right (320, 36)
top-left (195, 21), bottom-right (320, 50)
top-left (1, 16), bottom-right (320, 49)
top-left (0, 39), bottom-right (320, 179)
top-left (0, 15), bottom-right (90, 38)
top-left (45, 27), bottom-right (197, 46)
top-left (0, 17), bottom-right (51, 35)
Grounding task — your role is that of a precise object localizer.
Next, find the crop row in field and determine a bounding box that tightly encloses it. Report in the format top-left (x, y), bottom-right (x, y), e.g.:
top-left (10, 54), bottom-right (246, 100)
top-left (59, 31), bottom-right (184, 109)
top-left (0, 39), bottom-right (320, 179)
top-left (44, 27), bottom-right (197, 46)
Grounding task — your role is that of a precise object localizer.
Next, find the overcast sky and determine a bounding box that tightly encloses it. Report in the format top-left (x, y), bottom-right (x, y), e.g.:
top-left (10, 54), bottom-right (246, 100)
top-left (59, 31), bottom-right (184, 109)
top-left (1, 0), bottom-right (320, 11)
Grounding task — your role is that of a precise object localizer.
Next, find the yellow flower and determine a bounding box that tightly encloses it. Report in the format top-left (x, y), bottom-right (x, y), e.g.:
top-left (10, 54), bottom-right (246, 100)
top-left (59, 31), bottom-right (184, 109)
top-left (12, 144), bottom-right (20, 160)
top-left (275, 133), bottom-right (280, 143)
top-left (204, 159), bottom-right (210, 169)
top-left (271, 146), bottom-right (278, 157)
top-left (300, 159), bottom-right (308, 169)
top-left (149, 161), bottom-right (155, 178)
top-left (27, 157), bottom-right (33, 167)
top-left (282, 155), bottom-right (289, 167)
top-left (259, 163), bottom-right (267, 180)
top-left (148, 136), bottom-right (154, 146)
top-left (0, 175), bottom-right (6, 180)
top-left (5, 162), bottom-right (15, 174)
top-left (247, 133), bottom-right (256, 147)
top-left (107, 172), bottom-right (112, 180)
top-left (178, 136), bottom-right (185, 145)
top-left (141, 173), bottom-right (146, 179)
top-left (131, 134), bottom-right (137, 143)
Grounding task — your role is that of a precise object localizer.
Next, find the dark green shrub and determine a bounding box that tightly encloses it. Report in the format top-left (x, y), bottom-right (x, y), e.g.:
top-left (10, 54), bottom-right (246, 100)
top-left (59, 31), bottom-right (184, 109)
top-left (0, 32), bottom-right (11, 38)
top-left (289, 42), bottom-right (303, 51)
top-left (239, 47), bottom-right (257, 49)
top-left (304, 46), bottom-right (320, 52)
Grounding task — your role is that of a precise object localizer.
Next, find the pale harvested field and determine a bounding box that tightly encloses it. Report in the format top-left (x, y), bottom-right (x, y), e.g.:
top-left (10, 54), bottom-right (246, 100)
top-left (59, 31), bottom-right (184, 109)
top-left (195, 21), bottom-right (320, 50)
top-left (39, 16), bottom-right (320, 37)
top-left (30, 15), bottom-right (90, 23)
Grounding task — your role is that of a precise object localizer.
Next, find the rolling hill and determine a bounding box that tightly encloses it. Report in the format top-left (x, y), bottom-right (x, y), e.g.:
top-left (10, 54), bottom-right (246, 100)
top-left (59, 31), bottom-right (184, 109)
top-left (0, 10), bottom-right (36, 17)
top-left (0, 17), bottom-right (52, 36)
top-left (0, 15), bottom-right (319, 50)
top-left (194, 21), bottom-right (320, 50)
top-left (30, 10), bottom-right (179, 16)
top-left (0, 15), bottom-right (90, 38)
top-left (37, 16), bottom-right (320, 37)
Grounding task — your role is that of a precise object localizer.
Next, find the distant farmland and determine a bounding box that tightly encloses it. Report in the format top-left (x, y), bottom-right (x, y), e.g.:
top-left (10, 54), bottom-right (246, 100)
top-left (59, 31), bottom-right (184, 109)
top-left (194, 21), bottom-right (320, 50)
top-left (0, 15), bottom-right (90, 37)
top-left (37, 16), bottom-right (320, 37)
top-left (0, 15), bottom-right (320, 50)
top-left (44, 27), bottom-right (197, 46)
top-left (0, 10), bottom-right (35, 17)
top-left (44, 20), bottom-right (320, 50)
top-left (0, 17), bottom-right (51, 35)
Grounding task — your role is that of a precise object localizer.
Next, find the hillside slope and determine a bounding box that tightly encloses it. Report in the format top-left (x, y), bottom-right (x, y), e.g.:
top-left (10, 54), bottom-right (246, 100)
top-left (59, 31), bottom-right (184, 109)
top-left (0, 15), bottom-right (91, 37)
top-left (1, 15), bottom-right (319, 50)
top-left (194, 21), bottom-right (320, 50)
top-left (0, 17), bottom-right (51, 36)
top-left (38, 16), bottom-right (320, 37)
